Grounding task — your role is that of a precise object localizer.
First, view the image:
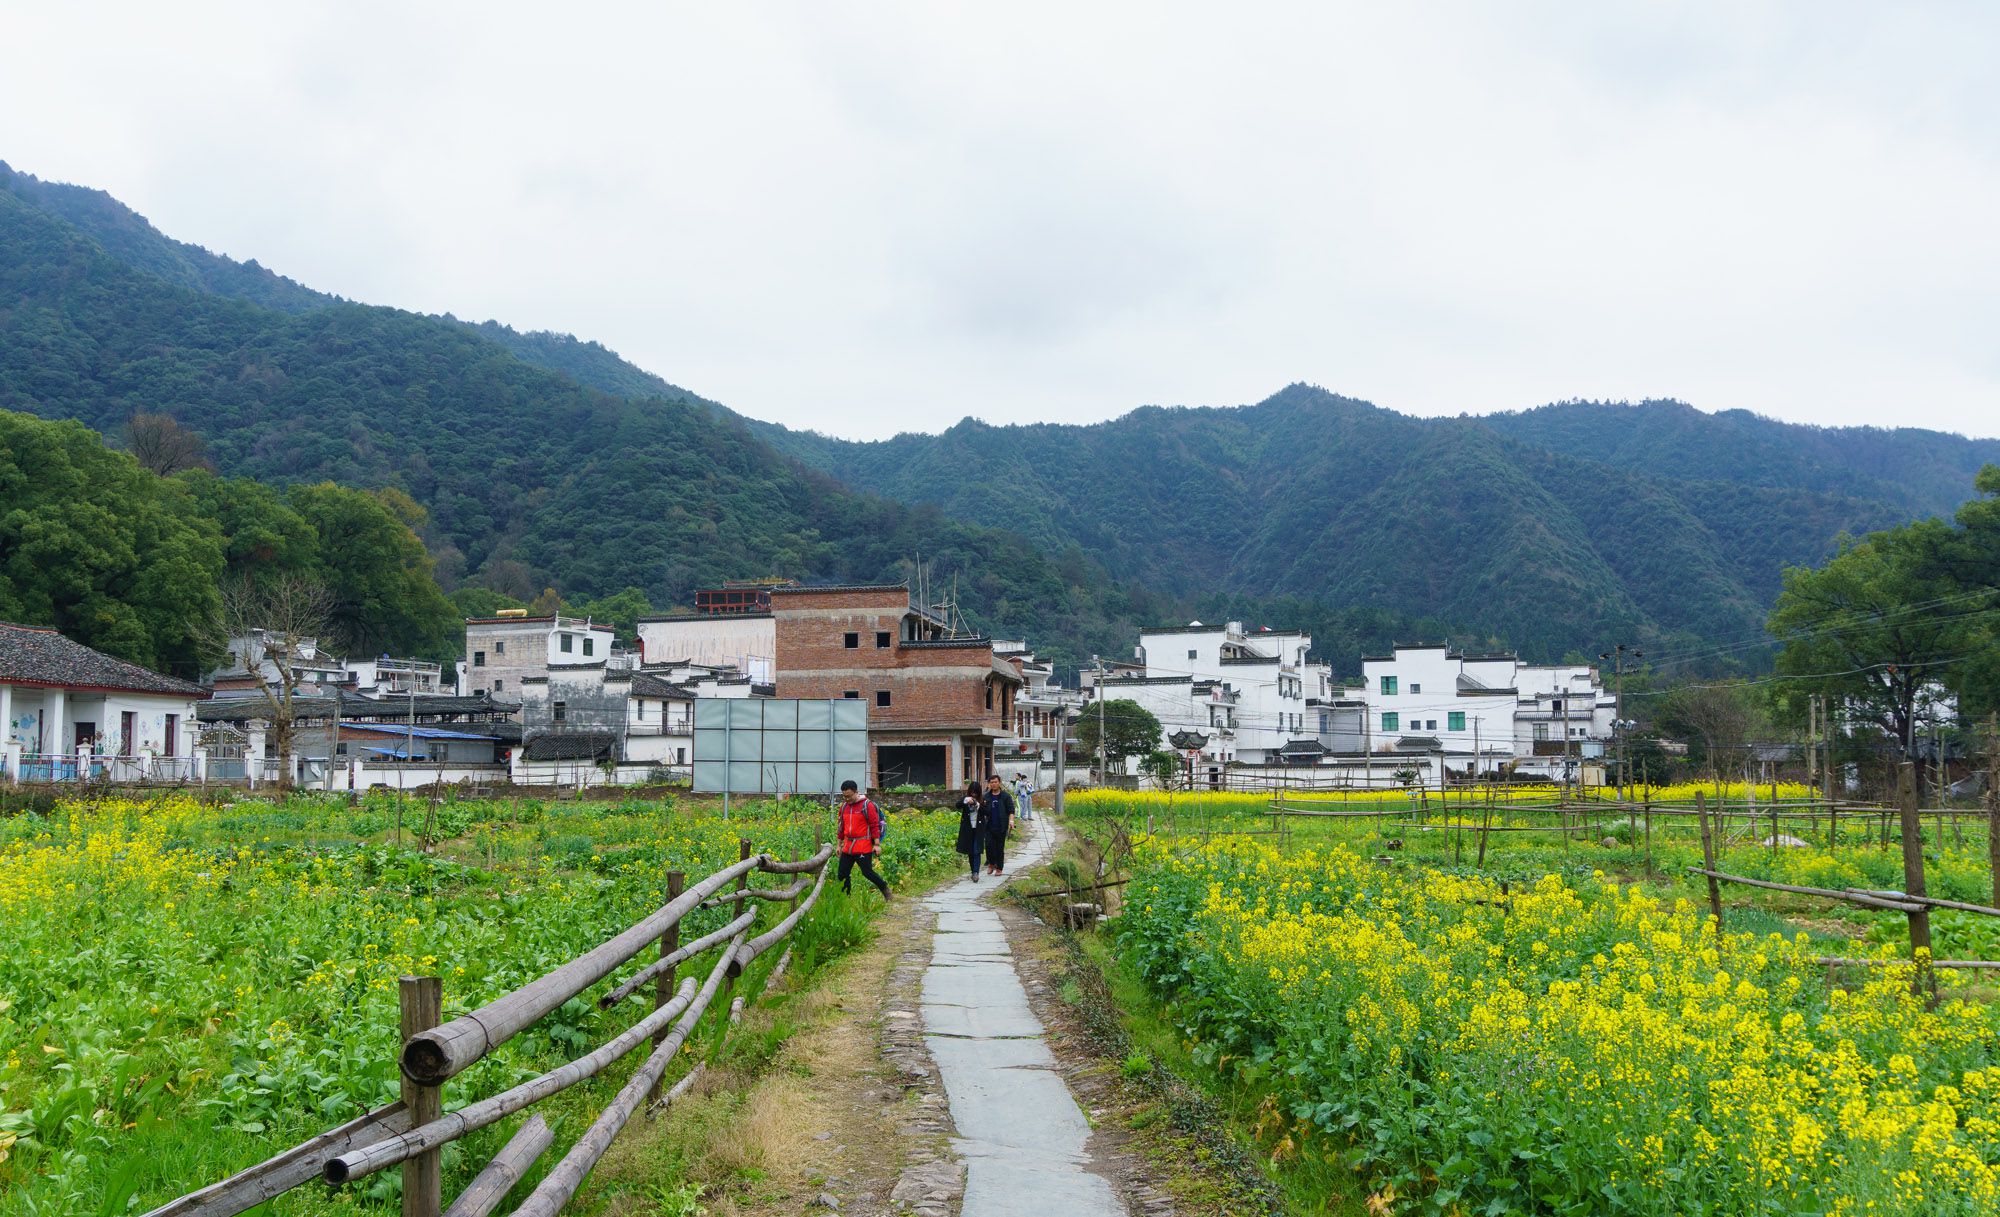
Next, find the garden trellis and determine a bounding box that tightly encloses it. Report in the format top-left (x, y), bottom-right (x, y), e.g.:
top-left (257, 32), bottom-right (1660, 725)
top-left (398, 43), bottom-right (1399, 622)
top-left (141, 838), bottom-right (835, 1217)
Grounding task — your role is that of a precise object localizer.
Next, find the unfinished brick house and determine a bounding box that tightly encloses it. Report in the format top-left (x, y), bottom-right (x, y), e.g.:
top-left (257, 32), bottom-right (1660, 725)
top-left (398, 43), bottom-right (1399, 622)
top-left (770, 584), bottom-right (1022, 789)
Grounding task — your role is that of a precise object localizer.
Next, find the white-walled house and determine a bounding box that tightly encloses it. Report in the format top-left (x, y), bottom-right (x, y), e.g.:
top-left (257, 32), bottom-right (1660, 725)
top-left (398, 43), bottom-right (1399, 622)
top-left (2, 622), bottom-right (208, 781)
top-left (463, 613), bottom-right (615, 700)
top-left (1358, 644), bottom-right (1615, 780)
top-left (1130, 622), bottom-right (1329, 764)
top-left (635, 612), bottom-right (775, 685)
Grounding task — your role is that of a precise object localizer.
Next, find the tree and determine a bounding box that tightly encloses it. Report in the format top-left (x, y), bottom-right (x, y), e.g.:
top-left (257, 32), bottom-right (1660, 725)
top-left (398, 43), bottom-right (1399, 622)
top-left (176, 470), bottom-right (318, 586)
top-left (285, 483), bottom-right (461, 661)
top-left (216, 574), bottom-right (337, 790)
top-left (0, 410), bottom-right (223, 675)
top-left (125, 412), bottom-right (209, 475)
top-left (450, 586), bottom-right (526, 619)
top-left (1769, 524), bottom-right (1987, 761)
top-left (570, 586), bottom-right (654, 639)
top-left (1074, 699), bottom-right (1163, 772)
top-left (1655, 680), bottom-right (1766, 782)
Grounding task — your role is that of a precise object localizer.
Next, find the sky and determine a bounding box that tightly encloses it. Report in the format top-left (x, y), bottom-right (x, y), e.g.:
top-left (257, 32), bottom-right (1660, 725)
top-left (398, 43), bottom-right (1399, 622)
top-left (4, 2), bottom-right (1997, 440)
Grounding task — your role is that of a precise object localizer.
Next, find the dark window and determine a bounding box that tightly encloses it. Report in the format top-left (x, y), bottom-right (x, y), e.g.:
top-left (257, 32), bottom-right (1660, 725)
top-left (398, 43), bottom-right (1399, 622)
top-left (985, 682), bottom-right (994, 710)
top-left (676, 747), bottom-right (686, 764)
top-left (844, 632), bottom-right (860, 649)
top-left (1410, 682), bottom-right (1422, 694)
top-left (583, 638), bottom-right (594, 656)
top-left (876, 631), bottom-right (891, 648)
top-left (495, 640), bottom-right (506, 654)
top-left (843, 690), bottom-right (860, 699)
top-left (554, 701), bottom-right (567, 722)
top-left (560, 634), bottom-right (573, 653)
top-left (1188, 649), bottom-right (1197, 660)
top-left (875, 690), bottom-right (891, 707)
top-left (493, 679), bottom-right (503, 691)
top-left (473, 651), bottom-right (486, 667)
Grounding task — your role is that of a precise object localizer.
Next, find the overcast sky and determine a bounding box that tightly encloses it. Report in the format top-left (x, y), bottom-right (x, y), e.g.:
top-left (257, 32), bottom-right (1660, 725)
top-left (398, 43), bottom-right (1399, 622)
top-left (5, 2), bottom-right (1997, 439)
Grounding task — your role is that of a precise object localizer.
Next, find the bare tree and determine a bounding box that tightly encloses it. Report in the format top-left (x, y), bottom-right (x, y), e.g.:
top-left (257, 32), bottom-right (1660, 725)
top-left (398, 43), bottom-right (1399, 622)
top-left (1659, 681), bottom-right (1766, 788)
top-left (126, 412), bottom-right (210, 476)
top-left (216, 575), bottom-right (338, 789)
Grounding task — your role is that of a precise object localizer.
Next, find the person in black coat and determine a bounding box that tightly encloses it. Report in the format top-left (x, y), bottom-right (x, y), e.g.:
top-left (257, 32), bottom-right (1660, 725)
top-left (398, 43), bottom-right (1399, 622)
top-left (955, 780), bottom-right (985, 880)
top-left (982, 773), bottom-right (1016, 875)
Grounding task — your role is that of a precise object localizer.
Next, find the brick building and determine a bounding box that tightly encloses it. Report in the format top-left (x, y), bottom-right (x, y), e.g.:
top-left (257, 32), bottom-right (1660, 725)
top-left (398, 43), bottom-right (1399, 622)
top-left (771, 585), bottom-right (1022, 789)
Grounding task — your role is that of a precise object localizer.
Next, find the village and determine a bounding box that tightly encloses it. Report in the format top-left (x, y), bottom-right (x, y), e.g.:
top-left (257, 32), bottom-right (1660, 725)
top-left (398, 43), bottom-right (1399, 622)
top-left (1, 579), bottom-right (1635, 796)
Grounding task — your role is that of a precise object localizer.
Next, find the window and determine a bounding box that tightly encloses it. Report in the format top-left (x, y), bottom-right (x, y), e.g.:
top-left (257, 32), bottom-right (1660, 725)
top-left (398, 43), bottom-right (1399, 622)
top-left (843, 690), bottom-right (860, 699)
top-left (875, 690), bottom-right (892, 707)
top-left (1410, 683), bottom-right (1422, 694)
top-left (1426, 719), bottom-right (1437, 731)
top-left (583, 638), bottom-right (594, 657)
top-left (876, 631), bottom-right (891, 648)
top-left (1188, 649), bottom-right (1197, 660)
top-left (473, 651), bottom-right (486, 667)
top-left (985, 682), bottom-right (994, 710)
top-left (1382, 712), bottom-right (1399, 732)
top-left (1381, 676), bottom-right (1397, 696)
top-left (560, 634), bottom-right (573, 654)
top-left (553, 701), bottom-right (567, 722)
top-left (495, 640), bottom-right (506, 655)
top-left (1532, 722), bottom-right (1548, 741)
top-left (676, 747), bottom-right (686, 764)
top-left (493, 679), bottom-right (503, 691)
top-left (1448, 711), bottom-right (1465, 732)
top-left (637, 701), bottom-right (648, 720)
top-left (844, 632), bottom-right (860, 649)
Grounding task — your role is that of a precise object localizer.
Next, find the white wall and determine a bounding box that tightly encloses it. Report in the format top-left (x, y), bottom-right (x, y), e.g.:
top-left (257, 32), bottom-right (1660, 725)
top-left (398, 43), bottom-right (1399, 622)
top-left (636, 616), bottom-right (776, 684)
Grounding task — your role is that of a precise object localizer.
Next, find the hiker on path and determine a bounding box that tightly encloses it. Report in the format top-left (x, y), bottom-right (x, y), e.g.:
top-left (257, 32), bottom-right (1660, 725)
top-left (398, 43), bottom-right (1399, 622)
top-left (836, 779), bottom-right (891, 900)
top-left (982, 772), bottom-right (1016, 876)
top-left (956, 780), bottom-right (986, 881)
top-left (1013, 772), bottom-right (1034, 822)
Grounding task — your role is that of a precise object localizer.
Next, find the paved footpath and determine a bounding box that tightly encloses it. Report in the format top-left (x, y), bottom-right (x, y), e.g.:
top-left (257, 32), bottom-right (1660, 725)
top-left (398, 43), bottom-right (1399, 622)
top-left (919, 813), bottom-right (1128, 1217)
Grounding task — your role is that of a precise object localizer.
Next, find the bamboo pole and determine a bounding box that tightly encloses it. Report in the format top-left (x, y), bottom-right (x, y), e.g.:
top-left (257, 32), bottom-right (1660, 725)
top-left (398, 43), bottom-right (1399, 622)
top-left (647, 872), bottom-right (684, 1106)
top-left (327, 978), bottom-right (701, 1184)
top-left (1696, 792), bottom-right (1724, 945)
top-left (1685, 868), bottom-right (1924, 912)
top-left (137, 1103), bottom-right (411, 1217)
top-left (399, 977), bottom-right (444, 1217)
top-left (1817, 956), bottom-right (2000, 971)
top-left (729, 862), bottom-right (831, 978)
top-left (441, 1116), bottom-right (553, 1217)
top-left (400, 847), bottom-right (783, 1084)
top-left (700, 876), bottom-right (813, 907)
top-left (714, 839), bottom-right (752, 1024)
top-left (599, 911), bottom-right (757, 1010)
top-left (504, 928), bottom-right (748, 1217)
top-left (1987, 712), bottom-right (1999, 911)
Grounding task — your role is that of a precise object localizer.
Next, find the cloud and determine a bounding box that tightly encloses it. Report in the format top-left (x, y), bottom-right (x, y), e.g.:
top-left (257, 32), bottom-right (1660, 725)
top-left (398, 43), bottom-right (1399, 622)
top-left (1, 1), bottom-right (1994, 438)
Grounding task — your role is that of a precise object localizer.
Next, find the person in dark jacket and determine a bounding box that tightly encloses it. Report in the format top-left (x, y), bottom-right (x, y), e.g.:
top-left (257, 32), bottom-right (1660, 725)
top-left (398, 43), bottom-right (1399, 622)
top-left (982, 773), bottom-right (1015, 875)
top-left (955, 780), bottom-right (985, 880)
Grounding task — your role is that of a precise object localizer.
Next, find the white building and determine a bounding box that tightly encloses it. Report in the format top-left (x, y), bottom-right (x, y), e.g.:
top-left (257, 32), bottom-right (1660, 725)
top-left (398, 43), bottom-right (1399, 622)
top-left (1128, 622), bottom-right (1331, 764)
top-left (342, 656), bottom-right (444, 697)
top-left (993, 641), bottom-right (1084, 787)
top-left (464, 613), bottom-right (616, 700)
top-left (635, 611), bottom-right (775, 685)
top-left (1096, 673), bottom-right (1242, 781)
top-left (2, 622), bottom-right (208, 781)
top-left (1357, 644), bottom-right (1615, 781)
top-left (211, 630), bottom-right (346, 694)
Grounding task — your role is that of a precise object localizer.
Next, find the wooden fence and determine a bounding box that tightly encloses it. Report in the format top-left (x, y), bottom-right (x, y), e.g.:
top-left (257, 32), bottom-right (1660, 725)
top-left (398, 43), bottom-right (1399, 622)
top-left (141, 837), bottom-right (836, 1217)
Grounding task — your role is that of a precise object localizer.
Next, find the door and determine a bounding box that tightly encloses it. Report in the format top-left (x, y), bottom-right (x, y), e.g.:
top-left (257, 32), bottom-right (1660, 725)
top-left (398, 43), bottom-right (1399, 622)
top-left (74, 721), bottom-right (98, 751)
top-left (120, 711), bottom-right (136, 756)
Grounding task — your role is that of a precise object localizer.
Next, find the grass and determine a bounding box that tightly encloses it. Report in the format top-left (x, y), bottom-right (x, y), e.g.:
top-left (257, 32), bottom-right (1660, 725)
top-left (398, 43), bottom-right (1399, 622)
top-left (0, 791), bottom-right (960, 1216)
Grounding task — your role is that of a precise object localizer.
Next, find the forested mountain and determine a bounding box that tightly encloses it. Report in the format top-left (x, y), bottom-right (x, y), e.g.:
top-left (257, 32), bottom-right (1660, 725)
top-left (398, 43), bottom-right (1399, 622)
top-left (5, 160), bottom-right (1989, 671)
top-left (750, 387), bottom-right (1964, 658)
top-left (0, 162), bottom-right (1169, 671)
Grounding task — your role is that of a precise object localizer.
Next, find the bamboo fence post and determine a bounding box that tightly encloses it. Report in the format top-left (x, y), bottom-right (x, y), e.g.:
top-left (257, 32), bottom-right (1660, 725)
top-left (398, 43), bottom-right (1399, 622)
top-left (1476, 785), bottom-right (1493, 867)
top-left (1643, 795), bottom-right (1653, 877)
top-left (647, 872), bottom-right (684, 1105)
top-left (1897, 763), bottom-right (1936, 1006)
top-left (441, 1115), bottom-right (553, 1217)
top-left (715, 839), bottom-right (751, 1038)
top-left (1770, 799), bottom-right (1779, 859)
top-left (1697, 792), bottom-right (1724, 946)
top-left (399, 976), bottom-right (444, 1217)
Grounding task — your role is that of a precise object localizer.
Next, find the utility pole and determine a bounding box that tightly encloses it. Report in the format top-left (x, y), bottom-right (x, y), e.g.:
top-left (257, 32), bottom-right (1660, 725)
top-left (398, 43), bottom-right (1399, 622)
top-left (1053, 706), bottom-right (1069, 816)
top-left (1093, 655), bottom-right (1107, 783)
top-left (1597, 644), bottom-right (1640, 801)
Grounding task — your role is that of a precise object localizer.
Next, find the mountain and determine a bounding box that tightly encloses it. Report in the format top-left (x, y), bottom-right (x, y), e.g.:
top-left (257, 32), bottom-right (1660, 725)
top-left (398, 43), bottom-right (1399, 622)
top-left (0, 162), bottom-right (1171, 672)
top-left (6, 160), bottom-right (1990, 672)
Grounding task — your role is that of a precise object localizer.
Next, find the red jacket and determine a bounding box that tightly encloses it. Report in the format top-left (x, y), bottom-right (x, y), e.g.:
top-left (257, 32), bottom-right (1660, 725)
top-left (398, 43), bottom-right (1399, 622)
top-left (839, 798), bottom-right (883, 855)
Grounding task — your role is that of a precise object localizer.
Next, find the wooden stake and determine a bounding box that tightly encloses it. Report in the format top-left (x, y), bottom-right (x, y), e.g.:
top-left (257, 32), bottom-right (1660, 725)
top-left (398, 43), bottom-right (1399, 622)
top-left (648, 872), bottom-right (684, 1105)
top-left (715, 839), bottom-right (752, 1039)
top-left (1696, 791), bottom-right (1724, 946)
top-left (1987, 712), bottom-right (2000, 912)
top-left (1895, 763), bottom-right (1936, 1004)
top-left (399, 976), bottom-right (444, 1217)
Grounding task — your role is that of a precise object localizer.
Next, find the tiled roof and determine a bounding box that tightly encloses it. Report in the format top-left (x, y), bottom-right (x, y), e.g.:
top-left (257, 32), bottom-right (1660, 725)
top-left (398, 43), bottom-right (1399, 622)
top-left (0, 623), bottom-right (207, 696)
top-left (630, 672), bottom-right (698, 699)
top-left (521, 732), bottom-right (616, 762)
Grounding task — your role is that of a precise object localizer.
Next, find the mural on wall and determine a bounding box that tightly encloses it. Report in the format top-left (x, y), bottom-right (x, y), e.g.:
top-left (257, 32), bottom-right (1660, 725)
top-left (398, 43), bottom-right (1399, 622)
top-left (7, 708), bottom-right (42, 750)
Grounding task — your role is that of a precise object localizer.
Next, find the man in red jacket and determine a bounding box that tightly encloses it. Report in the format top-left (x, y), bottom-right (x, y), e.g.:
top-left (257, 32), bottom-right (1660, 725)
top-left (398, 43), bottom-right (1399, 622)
top-left (836, 779), bottom-right (891, 900)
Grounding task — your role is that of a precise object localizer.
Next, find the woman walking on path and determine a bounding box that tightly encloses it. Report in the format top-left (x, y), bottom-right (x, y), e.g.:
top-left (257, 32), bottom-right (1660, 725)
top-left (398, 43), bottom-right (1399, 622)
top-left (836, 779), bottom-right (891, 900)
top-left (981, 773), bottom-right (1015, 875)
top-left (955, 780), bottom-right (986, 881)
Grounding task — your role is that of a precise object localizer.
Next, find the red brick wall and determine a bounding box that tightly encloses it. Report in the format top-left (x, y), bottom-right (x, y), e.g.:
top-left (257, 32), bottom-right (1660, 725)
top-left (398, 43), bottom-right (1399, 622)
top-left (772, 588), bottom-right (1012, 733)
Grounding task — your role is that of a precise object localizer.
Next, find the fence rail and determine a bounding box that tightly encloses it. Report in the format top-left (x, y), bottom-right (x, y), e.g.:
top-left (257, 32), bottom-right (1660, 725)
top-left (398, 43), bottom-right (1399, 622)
top-left (142, 838), bottom-right (835, 1217)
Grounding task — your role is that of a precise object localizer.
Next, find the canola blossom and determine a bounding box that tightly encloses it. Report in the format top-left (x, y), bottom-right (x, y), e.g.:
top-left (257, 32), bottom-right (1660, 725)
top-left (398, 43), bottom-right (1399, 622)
top-left (1118, 837), bottom-right (2000, 1215)
top-left (0, 793), bottom-right (958, 1213)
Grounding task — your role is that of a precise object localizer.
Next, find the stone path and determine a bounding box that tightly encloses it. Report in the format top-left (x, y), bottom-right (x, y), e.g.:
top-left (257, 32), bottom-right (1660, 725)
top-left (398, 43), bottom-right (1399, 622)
top-left (919, 813), bottom-right (1128, 1217)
